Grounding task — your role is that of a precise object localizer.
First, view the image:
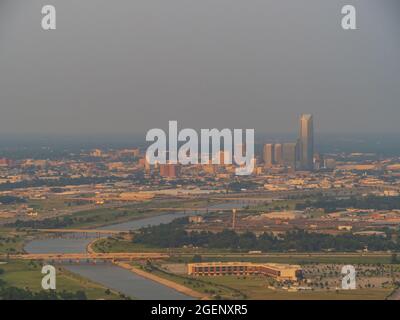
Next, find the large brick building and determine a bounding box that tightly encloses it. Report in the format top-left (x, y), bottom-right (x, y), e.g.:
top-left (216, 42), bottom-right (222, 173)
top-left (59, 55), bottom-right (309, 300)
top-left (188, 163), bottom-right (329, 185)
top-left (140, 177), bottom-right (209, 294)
top-left (187, 262), bottom-right (302, 281)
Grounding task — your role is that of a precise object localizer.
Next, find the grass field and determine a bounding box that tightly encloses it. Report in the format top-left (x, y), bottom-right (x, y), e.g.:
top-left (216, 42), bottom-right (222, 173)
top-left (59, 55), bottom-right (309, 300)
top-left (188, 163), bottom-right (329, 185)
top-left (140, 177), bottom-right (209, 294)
top-left (244, 199), bottom-right (299, 211)
top-left (0, 260), bottom-right (121, 300)
top-left (92, 238), bottom-right (238, 255)
top-left (28, 197), bottom-right (78, 212)
top-left (54, 198), bottom-right (220, 229)
top-left (55, 206), bottom-right (156, 229)
top-left (92, 238), bottom-right (165, 253)
top-left (0, 230), bottom-right (27, 254)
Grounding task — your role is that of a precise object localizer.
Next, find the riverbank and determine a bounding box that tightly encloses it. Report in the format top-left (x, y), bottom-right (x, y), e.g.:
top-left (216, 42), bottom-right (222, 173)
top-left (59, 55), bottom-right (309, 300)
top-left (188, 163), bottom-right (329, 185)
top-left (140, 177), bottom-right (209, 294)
top-left (86, 238), bottom-right (97, 254)
top-left (24, 207), bottom-right (207, 299)
top-left (114, 261), bottom-right (207, 300)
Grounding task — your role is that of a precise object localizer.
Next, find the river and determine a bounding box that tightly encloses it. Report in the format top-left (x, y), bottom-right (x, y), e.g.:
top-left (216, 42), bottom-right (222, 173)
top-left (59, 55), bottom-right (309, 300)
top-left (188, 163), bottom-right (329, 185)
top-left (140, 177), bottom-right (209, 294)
top-left (25, 202), bottom-right (244, 300)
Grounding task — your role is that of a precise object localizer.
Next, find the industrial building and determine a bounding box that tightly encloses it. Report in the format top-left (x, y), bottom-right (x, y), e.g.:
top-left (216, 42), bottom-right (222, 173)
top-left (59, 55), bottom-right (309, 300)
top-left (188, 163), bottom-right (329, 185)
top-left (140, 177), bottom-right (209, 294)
top-left (187, 262), bottom-right (302, 281)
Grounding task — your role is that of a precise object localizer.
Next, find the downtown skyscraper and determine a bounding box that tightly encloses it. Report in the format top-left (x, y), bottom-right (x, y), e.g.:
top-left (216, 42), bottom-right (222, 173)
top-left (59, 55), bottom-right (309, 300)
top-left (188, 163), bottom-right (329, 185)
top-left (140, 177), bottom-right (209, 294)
top-left (299, 114), bottom-right (314, 171)
top-left (263, 144), bottom-right (275, 167)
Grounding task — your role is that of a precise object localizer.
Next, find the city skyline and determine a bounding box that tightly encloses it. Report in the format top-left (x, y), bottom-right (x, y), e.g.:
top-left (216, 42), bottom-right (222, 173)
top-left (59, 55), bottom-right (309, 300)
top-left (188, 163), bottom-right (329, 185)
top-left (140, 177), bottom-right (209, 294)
top-left (2, 0), bottom-right (400, 306)
top-left (263, 114), bottom-right (314, 171)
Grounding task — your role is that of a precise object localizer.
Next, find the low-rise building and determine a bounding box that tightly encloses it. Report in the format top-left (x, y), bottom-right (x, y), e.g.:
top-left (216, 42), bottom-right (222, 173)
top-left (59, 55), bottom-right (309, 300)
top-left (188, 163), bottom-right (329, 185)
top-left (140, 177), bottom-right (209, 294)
top-left (187, 262), bottom-right (302, 281)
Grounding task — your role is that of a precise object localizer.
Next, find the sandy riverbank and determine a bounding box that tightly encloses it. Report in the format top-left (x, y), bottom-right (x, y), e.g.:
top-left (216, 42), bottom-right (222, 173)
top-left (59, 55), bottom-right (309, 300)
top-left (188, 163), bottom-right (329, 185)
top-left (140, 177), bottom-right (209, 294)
top-left (115, 261), bottom-right (207, 300)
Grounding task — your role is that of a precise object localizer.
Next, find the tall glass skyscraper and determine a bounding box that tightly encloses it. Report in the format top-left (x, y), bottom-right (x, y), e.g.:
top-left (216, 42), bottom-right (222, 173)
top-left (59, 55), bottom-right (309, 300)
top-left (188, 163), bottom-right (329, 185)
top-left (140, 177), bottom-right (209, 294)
top-left (299, 114), bottom-right (314, 171)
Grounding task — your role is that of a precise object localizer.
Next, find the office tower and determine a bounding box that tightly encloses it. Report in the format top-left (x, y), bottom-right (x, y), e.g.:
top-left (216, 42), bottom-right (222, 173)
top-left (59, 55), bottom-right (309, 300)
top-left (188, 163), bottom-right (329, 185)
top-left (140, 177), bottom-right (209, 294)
top-left (313, 153), bottom-right (323, 170)
top-left (282, 142), bottom-right (298, 170)
top-left (169, 164), bottom-right (180, 177)
top-left (159, 163), bottom-right (180, 178)
top-left (274, 143), bottom-right (283, 164)
top-left (263, 144), bottom-right (274, 167)
top-left (299, 114), bottom-right (314, 170)
top-left (159, 164), bottom-right (168, 177)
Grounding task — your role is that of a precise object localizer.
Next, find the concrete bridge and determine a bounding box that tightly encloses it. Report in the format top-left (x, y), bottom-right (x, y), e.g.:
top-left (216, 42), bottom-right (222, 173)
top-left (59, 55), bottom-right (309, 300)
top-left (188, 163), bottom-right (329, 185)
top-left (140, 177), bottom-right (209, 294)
top-left (3, 252), bottom-right (169, 261)
top-left (36, 228), bottom-right (125, 235)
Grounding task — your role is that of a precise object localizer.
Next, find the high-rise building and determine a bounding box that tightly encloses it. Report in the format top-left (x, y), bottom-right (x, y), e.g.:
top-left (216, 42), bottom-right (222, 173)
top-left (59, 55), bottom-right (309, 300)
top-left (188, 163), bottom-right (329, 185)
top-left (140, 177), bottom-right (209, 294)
top-left (299, 114), bottom-right (314, 171)
top-left (282, 142), bottom-right (298, 170)
top-left (313, 153), bottom-right (324, 170)
top-left (263, 144), bottom-right (274, 167)
top-left (274, 144), bottom-right (283, 164)
top-left (159, 163), bottom-right (180, 178)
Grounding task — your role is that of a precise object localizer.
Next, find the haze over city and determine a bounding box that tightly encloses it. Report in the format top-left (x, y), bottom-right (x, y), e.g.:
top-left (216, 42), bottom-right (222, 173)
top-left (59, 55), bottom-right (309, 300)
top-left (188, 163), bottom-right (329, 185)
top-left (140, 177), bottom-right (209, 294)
top-left (0, 0), bottom-right (399, 135)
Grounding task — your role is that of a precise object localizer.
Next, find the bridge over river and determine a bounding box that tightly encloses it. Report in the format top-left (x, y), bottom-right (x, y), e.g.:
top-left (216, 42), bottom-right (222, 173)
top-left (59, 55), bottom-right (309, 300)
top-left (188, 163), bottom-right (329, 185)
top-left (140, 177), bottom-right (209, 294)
top-left (3, 252), bottom-right (169, 261)
top-left (36, 228), bottom-right (125, 235)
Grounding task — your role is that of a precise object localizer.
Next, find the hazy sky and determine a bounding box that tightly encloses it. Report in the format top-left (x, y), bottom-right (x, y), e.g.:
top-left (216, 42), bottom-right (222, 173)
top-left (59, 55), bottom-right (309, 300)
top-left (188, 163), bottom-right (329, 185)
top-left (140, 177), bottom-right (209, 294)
top-left (0, 0), bottom-right (399, 135)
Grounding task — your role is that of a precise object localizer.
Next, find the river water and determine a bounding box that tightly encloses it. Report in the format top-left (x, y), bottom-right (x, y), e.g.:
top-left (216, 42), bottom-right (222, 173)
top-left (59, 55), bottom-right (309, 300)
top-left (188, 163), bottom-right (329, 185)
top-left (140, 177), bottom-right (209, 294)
top-left (25, 202), bottom-right (243, 300)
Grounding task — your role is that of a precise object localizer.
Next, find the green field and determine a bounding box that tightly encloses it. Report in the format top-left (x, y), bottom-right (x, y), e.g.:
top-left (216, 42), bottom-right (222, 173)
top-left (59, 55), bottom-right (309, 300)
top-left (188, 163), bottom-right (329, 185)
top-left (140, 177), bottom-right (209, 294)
top-left (28, 196), bottom-right (80, 212)
top-left (92, 238), bottom-right (165, 253)
top-left (45, 198), bottom-right (220, 230)
top-left (0, 260), bottom-right (121, 300)
top-left (0, 230), bottom-right (28, 254)
top-left (31, 205), bottom-right (157, 230)
top-left (92, 238), bottom-right (238, 255)
top-left (245, 199), bottom-right (299, 211)
top-left (63, 207), bottom-right (146, 229)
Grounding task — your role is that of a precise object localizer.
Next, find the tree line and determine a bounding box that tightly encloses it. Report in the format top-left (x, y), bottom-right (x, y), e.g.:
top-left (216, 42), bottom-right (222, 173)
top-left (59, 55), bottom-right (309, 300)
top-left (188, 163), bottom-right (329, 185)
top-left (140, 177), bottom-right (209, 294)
top-left (134, 218), bottom-right (399, 252)
top-left (296, 195), bottom-right (400, 213)
top-left (8, 216), bottom-right (75, 229)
